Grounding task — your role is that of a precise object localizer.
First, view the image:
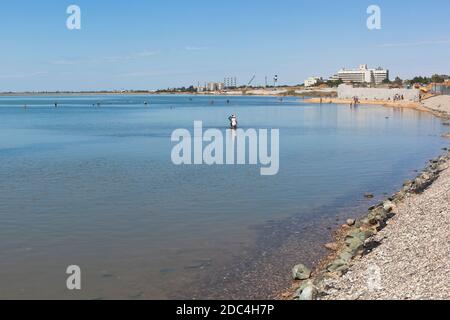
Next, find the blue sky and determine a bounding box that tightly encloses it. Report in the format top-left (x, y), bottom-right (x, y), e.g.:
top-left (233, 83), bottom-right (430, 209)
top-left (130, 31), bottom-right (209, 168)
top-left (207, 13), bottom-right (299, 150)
top-left (0, 0), bottom-right (449, 91)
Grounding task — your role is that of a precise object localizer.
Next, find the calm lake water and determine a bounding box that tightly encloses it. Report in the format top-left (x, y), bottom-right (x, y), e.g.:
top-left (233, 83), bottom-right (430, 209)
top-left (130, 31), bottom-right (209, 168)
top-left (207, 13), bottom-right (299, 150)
top-left (0, 95), bottom-right (447, 299)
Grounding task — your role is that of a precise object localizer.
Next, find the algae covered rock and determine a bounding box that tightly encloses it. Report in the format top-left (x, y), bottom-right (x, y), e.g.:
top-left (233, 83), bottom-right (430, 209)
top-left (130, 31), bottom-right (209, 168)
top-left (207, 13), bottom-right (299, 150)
top-left (292, 264), bottom-right (311, 281)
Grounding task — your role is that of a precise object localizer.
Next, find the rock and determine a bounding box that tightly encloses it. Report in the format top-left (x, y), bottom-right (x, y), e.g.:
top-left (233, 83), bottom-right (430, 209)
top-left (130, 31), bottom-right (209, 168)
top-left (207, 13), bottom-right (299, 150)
top-left (297, 282), bottom-right (318, 301)
top-left (327, 259), bottom-right (348, 273)
top-left (360, 218), bottom-right (370, 226)
top-left (292, 264), bottom-right (311, 280)
top-left (185, 259), bottom-right (212, 270)
top-left (403, 180), bottom-right (413, 187)
top-left (383, 201), bottom-right (395, 213)
top-left (346, 219), bottom-right (356, 226)
top-left (345, 237), bottom-right (365, 256)
top-left (325, 242), bottom-right (339, 251)
top-left (100, 271), bottom-right (114, 278)
top-left (346, 229), bottom-right (371, 242)
top-left (339, 250), bottom-right (353, 263)
top-left (364, 193), bottom-right (374, 199)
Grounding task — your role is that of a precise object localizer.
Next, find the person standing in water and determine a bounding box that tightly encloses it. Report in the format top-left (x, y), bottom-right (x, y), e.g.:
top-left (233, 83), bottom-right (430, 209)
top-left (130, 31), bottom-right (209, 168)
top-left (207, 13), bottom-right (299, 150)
top-left (228, 114), bottom-right (238, 129)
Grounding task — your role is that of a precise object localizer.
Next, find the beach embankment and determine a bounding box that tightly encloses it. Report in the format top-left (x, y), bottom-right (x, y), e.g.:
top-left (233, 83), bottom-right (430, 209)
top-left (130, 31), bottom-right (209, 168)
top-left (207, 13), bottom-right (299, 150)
top-left (285, 96), bottom-right (450, 300)
top-left (422, 95), bottom-right (450, 120)
top-left (305, 95), bottom-right (450, 120)
top-left (305, 97), bottom-right (423, 109)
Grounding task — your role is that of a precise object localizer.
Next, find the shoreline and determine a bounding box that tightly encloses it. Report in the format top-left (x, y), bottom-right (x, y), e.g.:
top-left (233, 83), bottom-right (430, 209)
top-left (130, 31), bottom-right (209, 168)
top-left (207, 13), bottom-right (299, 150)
top-left (285, 96), bottom-right (450, 300)
top-left (304, 96), bottom-right (450, 120)
top-left (287, 150), bottom-right (450, 300)
top-left (0, 89), bottom-right (336, 98)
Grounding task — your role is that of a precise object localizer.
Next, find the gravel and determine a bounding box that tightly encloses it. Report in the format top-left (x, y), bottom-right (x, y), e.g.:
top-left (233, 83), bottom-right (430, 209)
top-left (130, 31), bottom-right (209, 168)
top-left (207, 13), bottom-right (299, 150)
top-left (320, 156), bottom-right (450, 300)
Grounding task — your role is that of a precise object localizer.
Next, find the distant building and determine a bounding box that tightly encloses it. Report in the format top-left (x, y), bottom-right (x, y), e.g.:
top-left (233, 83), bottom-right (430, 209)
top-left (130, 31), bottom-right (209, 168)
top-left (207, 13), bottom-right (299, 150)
top-left (332, 65), bottom-right (389, 85)
top-left (304, 77), bottom-right (322, 87)
top-left (224, 77), bottom-right (237, 89)
top-left (207, 82), bottom-right (225, 91)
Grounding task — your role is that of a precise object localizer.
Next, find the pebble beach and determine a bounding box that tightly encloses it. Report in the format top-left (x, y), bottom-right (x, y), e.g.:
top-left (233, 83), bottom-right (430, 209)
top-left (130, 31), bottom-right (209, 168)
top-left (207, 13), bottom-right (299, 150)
top-left (290, 95), bottom-right (450, 301)
top-left (320, 152), bottom-right (450, 300)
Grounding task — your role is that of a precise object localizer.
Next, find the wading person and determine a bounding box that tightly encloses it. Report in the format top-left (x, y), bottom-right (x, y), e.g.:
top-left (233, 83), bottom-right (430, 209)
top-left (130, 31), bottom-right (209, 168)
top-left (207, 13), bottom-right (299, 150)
top-left (228, 114), bottom-right (238, 129)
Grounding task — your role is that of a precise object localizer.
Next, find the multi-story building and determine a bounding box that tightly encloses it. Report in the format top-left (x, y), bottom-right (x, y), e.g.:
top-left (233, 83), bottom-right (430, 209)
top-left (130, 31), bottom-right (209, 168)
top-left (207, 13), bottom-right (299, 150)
top-left (331, 65), bottom-right (389, 84)
top-left (373, 68), bottom-right (389, 84)
top-left (304, 77), bottom-right (322, 87)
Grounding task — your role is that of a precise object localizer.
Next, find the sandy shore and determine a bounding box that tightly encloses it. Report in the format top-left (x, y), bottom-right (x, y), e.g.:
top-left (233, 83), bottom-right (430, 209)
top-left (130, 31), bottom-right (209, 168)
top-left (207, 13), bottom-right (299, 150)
top-left (288, 95), bottom-right (450, 300)
top-left (305, 96), bottom-right (450, 119)
top-left (305, 97), bottom-right (423, 109)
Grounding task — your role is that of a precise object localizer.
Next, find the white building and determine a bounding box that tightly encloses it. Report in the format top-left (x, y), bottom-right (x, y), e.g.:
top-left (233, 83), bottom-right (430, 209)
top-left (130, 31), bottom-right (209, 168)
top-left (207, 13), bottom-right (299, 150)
top-left (207, 82), bottom-right (225, 91)
top-left (304, 77), bottom-right (322, 87)
top-left (332, 65), bottom-right (389, 85)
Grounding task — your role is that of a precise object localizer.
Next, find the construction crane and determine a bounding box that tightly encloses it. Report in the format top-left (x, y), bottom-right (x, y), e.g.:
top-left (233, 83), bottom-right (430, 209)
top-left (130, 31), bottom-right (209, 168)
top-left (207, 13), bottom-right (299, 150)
top-left (247, 75), bottom-right (256, 87)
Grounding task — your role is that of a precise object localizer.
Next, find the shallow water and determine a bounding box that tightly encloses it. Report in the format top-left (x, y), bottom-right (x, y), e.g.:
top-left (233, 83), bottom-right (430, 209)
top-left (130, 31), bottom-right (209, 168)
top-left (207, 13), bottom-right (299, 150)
top-left (0, 95), bottom-right (447, 299)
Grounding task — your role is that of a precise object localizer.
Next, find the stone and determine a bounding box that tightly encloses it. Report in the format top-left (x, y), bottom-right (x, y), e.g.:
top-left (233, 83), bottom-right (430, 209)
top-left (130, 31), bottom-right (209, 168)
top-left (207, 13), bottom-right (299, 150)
top-left (345, 228), bottom-right (373, 250)
top-left (339, 250), bottom-right (353, 262)
top-left (346, 229), bottom-right (370, 242)
top-left (327, 259), bottom-right (348, 273)
top-left (325, 242), bottom-right (339, 251)
top-left (383, 201), bottom-right (395, 213)
top-left (360, 218), bottom-right (370, 226)
top-left (298, 283), bottom-right (318, 301)
top-left (403, 180), bottom-right (413, 187)
top-left (345, 237), bottom-right (365, 256)
top-left (346, 219), bottom-right (356, 226)
top-left (364, 193), bottom-right (374, 199)
top-left (292, 264), bottom-right (311, 280)
top-left (100, 271), bottom-right (114, 278)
